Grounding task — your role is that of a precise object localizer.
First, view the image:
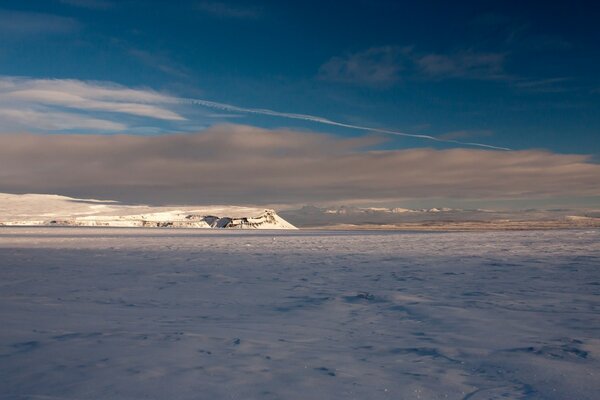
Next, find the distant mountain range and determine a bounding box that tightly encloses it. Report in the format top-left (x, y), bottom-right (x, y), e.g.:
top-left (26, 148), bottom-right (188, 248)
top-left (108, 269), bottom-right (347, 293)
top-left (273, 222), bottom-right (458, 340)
top-left (279, 205), bottom-right (600, 229)
top-left (319, 205), bottom-right (456, 215)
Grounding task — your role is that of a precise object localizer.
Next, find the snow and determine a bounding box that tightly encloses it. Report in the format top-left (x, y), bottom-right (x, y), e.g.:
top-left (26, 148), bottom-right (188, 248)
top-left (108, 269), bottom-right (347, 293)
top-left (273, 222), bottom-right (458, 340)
top-left (0, 193), bottom-right (297, 229)
top-left (321, 206), bottom-right (454, 215)
top-left (0, 228), bottom-right (599, 399)
top-left (281, 205), bottom-right (600, 229)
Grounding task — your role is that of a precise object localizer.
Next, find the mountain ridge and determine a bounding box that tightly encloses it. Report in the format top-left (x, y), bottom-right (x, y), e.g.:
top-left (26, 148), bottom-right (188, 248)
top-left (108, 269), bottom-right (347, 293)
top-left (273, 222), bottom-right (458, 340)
top-left (0, 193), bottom-right (297, 230)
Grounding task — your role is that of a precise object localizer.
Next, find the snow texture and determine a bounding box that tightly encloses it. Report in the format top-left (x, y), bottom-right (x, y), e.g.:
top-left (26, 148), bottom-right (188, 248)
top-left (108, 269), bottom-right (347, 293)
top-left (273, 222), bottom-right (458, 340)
top-left (0, 228), bottom-right (599, 399)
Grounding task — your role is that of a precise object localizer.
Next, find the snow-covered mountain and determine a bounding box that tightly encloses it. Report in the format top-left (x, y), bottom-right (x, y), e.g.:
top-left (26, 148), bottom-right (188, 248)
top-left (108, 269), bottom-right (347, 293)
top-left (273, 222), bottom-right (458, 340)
top-left (279, 205), bottom-right (463, 226)
top-left (279, 204), bottom-right (600, 228)
top-left (0, 193), bottom-right (297, 229)
top-left (320, 205), bottom-right (457, 215)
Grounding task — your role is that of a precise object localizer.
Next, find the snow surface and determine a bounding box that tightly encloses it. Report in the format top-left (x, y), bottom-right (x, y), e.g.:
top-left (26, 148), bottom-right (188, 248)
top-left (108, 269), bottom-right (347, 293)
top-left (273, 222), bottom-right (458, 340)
top-left (0, 228), bottom-right (599, 399)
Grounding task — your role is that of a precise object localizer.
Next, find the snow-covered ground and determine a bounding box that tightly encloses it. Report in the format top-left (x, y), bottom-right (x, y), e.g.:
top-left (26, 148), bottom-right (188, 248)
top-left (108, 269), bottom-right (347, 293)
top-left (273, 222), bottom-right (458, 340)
top-left (1, 228), bottom-right (599, 399)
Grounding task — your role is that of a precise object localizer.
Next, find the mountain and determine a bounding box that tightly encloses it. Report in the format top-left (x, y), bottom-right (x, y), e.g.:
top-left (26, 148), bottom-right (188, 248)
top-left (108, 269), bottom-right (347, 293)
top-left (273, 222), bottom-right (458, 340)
top-left (0, 193), bottom-right (297, 229)
top-left (316, 205), bottom-right (458, 215)
top-left (279, 204), bottom-right (600, 229)
top-left (280, 205), bottom-right (461, 227)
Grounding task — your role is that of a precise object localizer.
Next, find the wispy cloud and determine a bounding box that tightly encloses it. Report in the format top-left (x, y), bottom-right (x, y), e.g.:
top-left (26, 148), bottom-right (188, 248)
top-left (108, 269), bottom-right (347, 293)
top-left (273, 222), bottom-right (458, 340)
top-left (196, 1), bottom-right (262, 19)
top-left (318, 46), bottom-right (404, 88)
top-left (0, 76), bottom-right (508, 149)
top-left (415, 51), bottom-right (508, 80)
top-left (1, 125), bottom-right (598, 205)
top-left (438, 130), bottom-right (494, 140)
top-left (0, 9), bottom-right (80, 35)
top-left (180, 96), bottom-right (511, 150)
top-left (319, 46), bottom-right (510, 86)
top-left (0, 108), bottom-right (126, 131)
top-left (0, 77), bottom-right (185, 131)
top-left (128, 49), bottom-right (191, 80)
top-left (512, 77), bottom-right (575, 93)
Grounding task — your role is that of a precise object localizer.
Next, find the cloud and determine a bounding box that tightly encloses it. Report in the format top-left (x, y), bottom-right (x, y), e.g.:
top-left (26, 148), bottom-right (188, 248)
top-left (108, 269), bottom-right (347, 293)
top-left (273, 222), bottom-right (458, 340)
top-left (1, 125), bottom-right (598, 205)
top-left (0, 108), bottom-right (126, 131)
top-left (319, 46), bottom-right (509, 86)
top-left (180, 96), bottom-right (510, 150)
top-left (512, 77), bottom-right (575, 93)
top-left (128, 49), bottom-right (191, 79)
top-left (318, 46), bottom-right (404, 87)
top-left (0, 77), bottom-right (185, 131)
top-left (196, 2), bottom-right (262, 19)
top-left (415, 51), bottom-right (508, 80)
top-left (0, 76), bottom-right (507, 149)
top-left (0, 9), bottom-right (80, 35)
top-left (437, 130), bottom-right (494, 140)
top-left (59, 0), bottom-right (114, 9)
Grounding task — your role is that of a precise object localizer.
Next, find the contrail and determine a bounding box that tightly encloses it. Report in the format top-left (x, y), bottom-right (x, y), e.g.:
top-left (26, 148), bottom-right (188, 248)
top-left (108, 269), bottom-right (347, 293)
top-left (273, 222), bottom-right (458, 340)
top-left (178, 97), bottom-right (511, 151)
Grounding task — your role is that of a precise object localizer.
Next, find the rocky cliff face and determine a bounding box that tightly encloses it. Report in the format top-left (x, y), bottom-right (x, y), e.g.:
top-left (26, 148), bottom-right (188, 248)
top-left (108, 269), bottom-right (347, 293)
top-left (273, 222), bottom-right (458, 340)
top-left (214, 209), bottom-right (296, 229)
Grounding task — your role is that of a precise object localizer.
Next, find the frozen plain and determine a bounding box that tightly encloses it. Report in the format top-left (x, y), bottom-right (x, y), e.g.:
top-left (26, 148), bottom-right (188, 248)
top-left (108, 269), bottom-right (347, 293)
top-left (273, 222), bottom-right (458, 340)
top-left (0, 228), bottom-right (599, 400)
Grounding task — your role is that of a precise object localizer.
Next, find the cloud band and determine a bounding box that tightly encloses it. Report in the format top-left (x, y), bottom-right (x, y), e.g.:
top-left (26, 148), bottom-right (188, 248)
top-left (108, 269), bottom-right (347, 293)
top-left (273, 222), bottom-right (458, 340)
top-left (0, 125), bottom-right (596, 205)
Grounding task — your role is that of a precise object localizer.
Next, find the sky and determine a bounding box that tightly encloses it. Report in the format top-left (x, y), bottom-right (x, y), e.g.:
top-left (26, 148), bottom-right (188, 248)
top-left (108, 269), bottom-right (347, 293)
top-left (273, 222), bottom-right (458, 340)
top-left (0, 0), bottom-right (599, 208)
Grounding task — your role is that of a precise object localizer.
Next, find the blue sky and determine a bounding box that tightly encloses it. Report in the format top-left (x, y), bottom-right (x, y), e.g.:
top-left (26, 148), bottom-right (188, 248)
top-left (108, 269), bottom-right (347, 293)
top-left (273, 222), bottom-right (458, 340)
top-left (0, 0), bottom-right (599, 206)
